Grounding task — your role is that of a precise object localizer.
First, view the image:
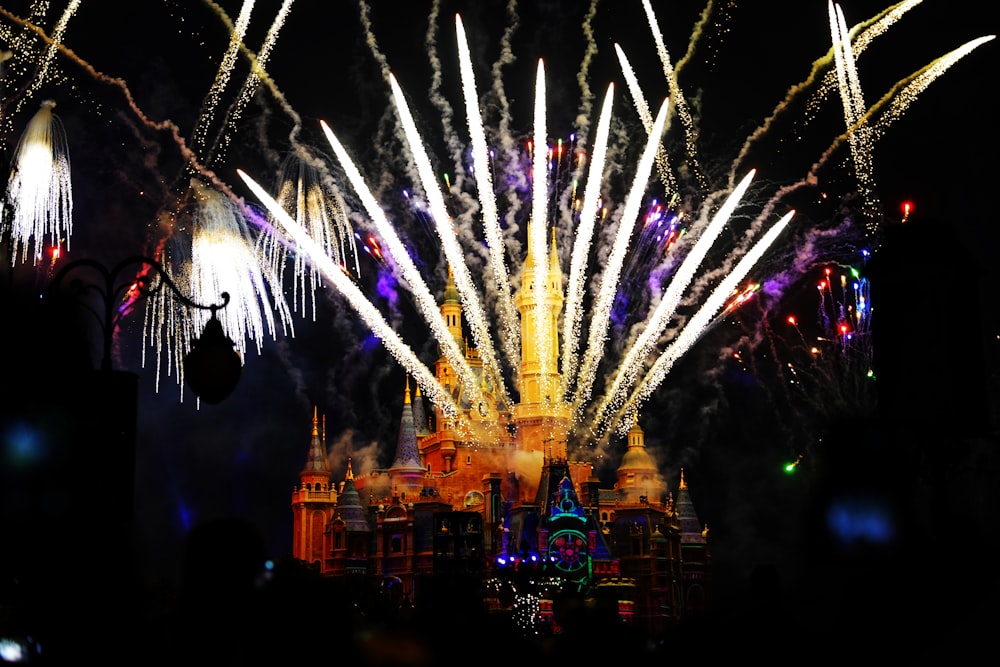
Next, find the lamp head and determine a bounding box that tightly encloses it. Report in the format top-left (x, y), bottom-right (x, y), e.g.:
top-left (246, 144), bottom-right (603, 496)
top-left (183, 312), bottom-right (242, 404)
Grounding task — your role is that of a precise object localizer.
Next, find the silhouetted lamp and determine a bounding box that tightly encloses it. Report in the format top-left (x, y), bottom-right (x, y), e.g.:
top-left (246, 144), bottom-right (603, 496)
top-left (48, 255), bottom-right (242, 402)
top-left (184, 308), bottom-right (242, 403)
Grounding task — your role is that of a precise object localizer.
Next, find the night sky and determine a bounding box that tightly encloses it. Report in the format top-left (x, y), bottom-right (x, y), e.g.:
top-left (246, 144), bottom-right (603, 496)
top-left (1, 0), bottom-right (998, 631)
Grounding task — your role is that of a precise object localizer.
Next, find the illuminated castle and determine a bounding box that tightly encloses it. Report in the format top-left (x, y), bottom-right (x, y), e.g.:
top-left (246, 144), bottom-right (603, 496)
top-left (290, 227), bottom-right (710, 635)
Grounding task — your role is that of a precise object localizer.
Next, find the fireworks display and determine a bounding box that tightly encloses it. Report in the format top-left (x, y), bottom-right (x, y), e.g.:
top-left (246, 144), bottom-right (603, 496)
top-left (0, 1), bottom-right (995, 575)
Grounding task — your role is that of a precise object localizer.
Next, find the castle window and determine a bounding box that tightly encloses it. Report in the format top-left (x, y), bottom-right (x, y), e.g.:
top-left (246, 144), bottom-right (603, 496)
top-left (464, 490), bottom-right (485, 508)
top-left (391, 535), bottom-right (403, 553)
top-left (466, 454), bottom-right (472, 465)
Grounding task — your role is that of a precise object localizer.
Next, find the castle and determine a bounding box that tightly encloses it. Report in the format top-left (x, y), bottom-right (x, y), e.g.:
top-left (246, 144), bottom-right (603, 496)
top-left (290, 226), bottom-right (711, 637)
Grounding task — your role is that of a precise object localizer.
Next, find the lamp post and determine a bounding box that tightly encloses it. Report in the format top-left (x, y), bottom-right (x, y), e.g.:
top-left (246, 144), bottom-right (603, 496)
top-left (39, 255), bottom-right (244, 649)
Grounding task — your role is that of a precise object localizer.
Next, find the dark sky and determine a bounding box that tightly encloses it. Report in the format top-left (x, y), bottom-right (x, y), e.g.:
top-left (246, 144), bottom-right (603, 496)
top-left (1, 0), bottom-right (997, 614)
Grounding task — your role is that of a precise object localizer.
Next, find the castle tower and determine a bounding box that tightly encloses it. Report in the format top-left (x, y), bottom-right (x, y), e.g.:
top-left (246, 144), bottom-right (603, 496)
top-left (675, 468), bottom-right (711, 616)
top-left (328, 459), bottom-right (373, 576)
top-left (388, 376), bottom-right (427, 501)
top-left (435, 267), bottom-right (464, 411)
top-left (291, 407), bottom-right (336, 566)
top-left (513, 224), bottom-right (571, 471)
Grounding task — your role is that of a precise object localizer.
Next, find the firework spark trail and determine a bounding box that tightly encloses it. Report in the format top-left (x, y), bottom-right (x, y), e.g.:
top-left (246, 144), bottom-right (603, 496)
top-left (731, 1), bottom-right (920, 182)
top-left (594, 168), bottom-right (757, 424)
top-left (5, 99), bottom-right (71, 265)
top-left (613, 43), bottom-right (675, 194)
top-left (192, 0), bottom-right (256, 155)
top-left (609, 210), bottom-right (794, 435)
top-left (12, 0), bottom-right (79, 119)
top-left (763, 31), bottom-right (996, 232)
top-left (830, 2), bottom-right (878, 218)
top-left (387, 72), bottom-right (512, 408)
top-left (238, 169), bottom-right (460, 420)
top-left (640, 0), bottom-right (705, 190)
top-left (455, 15), bottom-right (519, 367)
top-left (809, 1), bottom-right (922, 118)
top-left (319, 119), bottom-right (482, 405)
top-left (870, 35), bottom-right (996, 138)
top-left (560, 82), bottom-right (614, 397)
top-left (573, 97), bottom-right (670, 415)
top-left (205, 0), bottom-right (296, 166)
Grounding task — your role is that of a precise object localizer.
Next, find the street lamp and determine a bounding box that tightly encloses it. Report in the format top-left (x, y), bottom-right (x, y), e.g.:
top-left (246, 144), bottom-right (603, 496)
top-left (47, 254), bottom-right (242, 403)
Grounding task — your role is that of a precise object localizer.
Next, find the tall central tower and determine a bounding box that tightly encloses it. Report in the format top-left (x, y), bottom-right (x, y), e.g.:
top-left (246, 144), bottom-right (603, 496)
top-left (513, 225), bottom-right (571, 467)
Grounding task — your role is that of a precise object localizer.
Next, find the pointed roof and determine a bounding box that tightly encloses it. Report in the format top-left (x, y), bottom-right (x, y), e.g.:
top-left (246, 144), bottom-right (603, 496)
top-left (411, 382), bottom-right (431, 437)
top-left (390, 376), bottom-right (424, 472)
top-left (547, 226), bottom-right (562, 277)
top-left (676, 468), bottom-right (706, 544)
top-left (443, 265), bottom-right (460, 303)
top-left (335, 458), bottom-right (371, 532)
top-left (301, 406), bottom-right (330, 474)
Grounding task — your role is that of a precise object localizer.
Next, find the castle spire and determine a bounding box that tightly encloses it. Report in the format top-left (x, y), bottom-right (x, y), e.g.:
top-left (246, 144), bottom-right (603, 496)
top-left (391, 376), bottom-right (424, 472)
top-left (301, 406), bottom-right (330, 474)
top-left (411, 380), bottom-right (431, 436)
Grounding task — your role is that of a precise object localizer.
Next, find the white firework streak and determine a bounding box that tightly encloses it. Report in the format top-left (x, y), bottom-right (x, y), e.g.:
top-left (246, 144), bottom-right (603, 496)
top-left (594, 168), bottom-right (757, 426)
top-left (830, 2), bottom-right (877, 216)
top-left (211, 0), bottom-right (296, 164)
top-left (613, 43), bottom-right (674, 193)
top-left (640, 0), bottom-right (703, 188)
top-left (573, 97), bottom-right (670, 414)
top-left (238, 169), bottom-right (458, 419)
top-left (319, 120), bottom-right (481, 405)
top-left (529, 60), bottom-right (553, 384)
top-left (455, 15), bottom-right (518, 367)
top-left (560, 82), bottom-right (614, 398)
top-left (387, 72), bottom-right (512, 408)
top-left (17, 0), bottom-right (80, 115)
top-left (610, 210), bottom-right (795, 435)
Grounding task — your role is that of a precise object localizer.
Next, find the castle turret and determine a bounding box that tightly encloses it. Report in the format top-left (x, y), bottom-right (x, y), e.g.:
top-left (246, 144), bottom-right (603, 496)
top-left (675, 469), bottom-right (711, 616)
top-left (328, 459), bottom-right (373, 576)
top-left (389, 377), bottom-right (426, 501)
top-left (291, 407), bottom-right (336, 566)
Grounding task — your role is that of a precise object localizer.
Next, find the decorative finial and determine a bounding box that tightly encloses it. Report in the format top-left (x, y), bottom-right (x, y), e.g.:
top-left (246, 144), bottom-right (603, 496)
top-left (346, 457), bottom-right (355, 481)
top-left (679, 468), bottom-right (687, 490)
top-left (312, 406), bottom-right (319, 436)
